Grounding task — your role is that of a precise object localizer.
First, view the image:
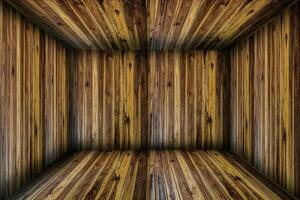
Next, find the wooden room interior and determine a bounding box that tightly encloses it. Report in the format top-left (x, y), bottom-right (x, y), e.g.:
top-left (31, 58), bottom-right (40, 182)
top-left (0, 0), bottom-right (300, 199)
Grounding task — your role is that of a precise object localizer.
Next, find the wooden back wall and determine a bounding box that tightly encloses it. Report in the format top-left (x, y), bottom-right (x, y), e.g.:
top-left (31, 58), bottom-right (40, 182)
top-left (0, 2), bottom-right (69, 199)
top-left (69, 50), bottom-right (230, 150)
top-left (230, 3), bottom-right (300, 197)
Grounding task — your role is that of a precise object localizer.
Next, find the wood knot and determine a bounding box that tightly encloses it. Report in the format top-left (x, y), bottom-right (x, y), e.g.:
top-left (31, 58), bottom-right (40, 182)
top-left (206, 114), bottom-right (212, 124)
top-left (244, 0), bottom-right (254, 4)
top-left (115, 9), bottom-right (120, 15)
top-left (85, 81), bottom-right (89, 87)
top-left (140, 79), bottom-right (145, 85)
top-left (221, 0), bottom-right (229, 6)
top-left (72, 1), bottom-right (84, 6)
top-left (229, 190), bottom-right (237, 197)
top-left (34, 124), bottom-right (38, 135)
top-left (112, 173), bottom-right (120, 181)
top-left (167, 81), bottom-right (172, 87)
top-left (124, 114), bottom-right (130, 124)
top-left (282, 128), bottom-right (286, 142)
top-left (248, 9), bottom-right (254, 15)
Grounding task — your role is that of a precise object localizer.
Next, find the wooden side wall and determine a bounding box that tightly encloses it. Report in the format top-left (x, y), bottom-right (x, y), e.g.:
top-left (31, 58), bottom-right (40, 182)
top-left (69, 50), bottom-right (230, 150)
top-left (230, 3), bottom-right (300, 197)
top-left (0, 2), bottom-right (69, 199)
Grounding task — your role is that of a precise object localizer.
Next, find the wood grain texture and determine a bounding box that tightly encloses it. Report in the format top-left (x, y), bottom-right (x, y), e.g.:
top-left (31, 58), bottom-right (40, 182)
top-left (147, 0), bottom-right (295, 50)
top-left (69, 51), bottom-right (149, 150)
top-left (0, 2), bottom-right (69, 199)
top-left (69, 50), bottom-right (230, 150)
top-left (9, 150), bottom-right (296, 200)
top-left (148, 51), bottom-right (230, 149)
top-left (4, 0), bottom-right (296, 50)
top-left (5, 0), bottom-right (147, 50)
top-left (230, 2), bottom-right (300, 197)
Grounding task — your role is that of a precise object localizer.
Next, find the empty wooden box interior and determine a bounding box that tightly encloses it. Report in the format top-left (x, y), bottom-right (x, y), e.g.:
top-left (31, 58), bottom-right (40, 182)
top-left (0, 0), bottom-right (299, 199)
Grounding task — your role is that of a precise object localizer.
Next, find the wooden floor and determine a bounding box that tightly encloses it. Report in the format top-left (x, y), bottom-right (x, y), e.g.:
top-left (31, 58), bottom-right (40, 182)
top-left (10, 151), bottom-right (295, 200)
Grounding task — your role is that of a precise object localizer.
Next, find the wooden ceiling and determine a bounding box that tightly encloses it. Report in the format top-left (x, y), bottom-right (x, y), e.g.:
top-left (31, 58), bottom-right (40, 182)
top-left (147, 0), bottom-right (295, 50)
top-left (5, 0), bottom-right (295, 50)
top-left (5, 0), bottom-right (147, 50)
